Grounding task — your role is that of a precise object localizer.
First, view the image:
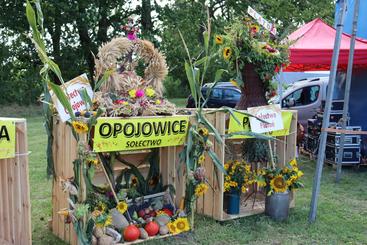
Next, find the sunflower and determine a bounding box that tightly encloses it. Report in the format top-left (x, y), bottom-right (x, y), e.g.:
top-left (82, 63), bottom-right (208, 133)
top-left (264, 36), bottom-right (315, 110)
top-left (250, 24), bottom-right (260, 33)
top-left (270, 175), bottom-right (288, 193)
top-left (198, 127), bottom-right (209, 136)
top-left (215, 35), bottom-right (223, 45)
top-left (241, 186), bottom-right (248, 193)
top-left (72, 121), bottom-right (88, 134)
top-left (224, 182), bottom-right (230, 192)
top-left (297, 170), bottom-right (304, 178)
top-left (145, 87), bottom-right (155, 97)
top-left (198, 154), bottom-right (205, 165)
top-left (96, 202), bottom-right (107, 212)
top-left (174, 217), bottom-right (190, 233)
top-left (224, 163), bottom-right (229, 170)
top-left (167, 222), bottom-right (178, 234)
top-left (290, 159), bottom-right (297, 167)
top-left (195, 183), bottom-right (208, 197)
top-left (223, 47), bottom-right (232, 60)
top-left (245, 164), bottom-right (251, 174)
top-left (116, 201), bottom-right (128, 214)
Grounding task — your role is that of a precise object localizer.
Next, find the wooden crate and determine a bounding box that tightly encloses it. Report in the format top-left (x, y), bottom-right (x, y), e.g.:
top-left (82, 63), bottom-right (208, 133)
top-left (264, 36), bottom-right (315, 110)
top-left (51, 117), bottom-right (186, 245)
top-left (195, 110), bottom-right (298, 221)
top-left (51, 110), bottom-right (298, 243)
top-left (0, 119), bottom-right (31, 245)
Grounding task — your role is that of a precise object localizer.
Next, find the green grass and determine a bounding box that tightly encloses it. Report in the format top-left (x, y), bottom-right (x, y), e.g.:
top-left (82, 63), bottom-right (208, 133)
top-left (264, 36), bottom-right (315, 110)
top-left (3, 104), bottom-right (367, 244)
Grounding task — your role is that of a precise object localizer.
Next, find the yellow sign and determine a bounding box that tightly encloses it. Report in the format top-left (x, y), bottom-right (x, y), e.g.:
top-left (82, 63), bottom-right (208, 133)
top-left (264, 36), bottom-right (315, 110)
top-left (93, 116), bottom-right (190, 152)
top-left (0, 120), bottom-right (16, 159)
top-left (228, 111), bottom-right (293, 138)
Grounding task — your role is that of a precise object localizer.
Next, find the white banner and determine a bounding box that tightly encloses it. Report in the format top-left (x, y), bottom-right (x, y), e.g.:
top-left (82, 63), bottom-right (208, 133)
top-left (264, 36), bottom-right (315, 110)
top-left (247, 6), bottom-right (277, 36)
top-left (248, 104), bottom-right (284, 133)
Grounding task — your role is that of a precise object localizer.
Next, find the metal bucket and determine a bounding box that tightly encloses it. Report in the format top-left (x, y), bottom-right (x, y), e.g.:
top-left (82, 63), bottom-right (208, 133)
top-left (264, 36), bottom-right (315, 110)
top-left (265, 191), bottom-right (290, 221)
top-left (227, 189), bottom-right (241, 215)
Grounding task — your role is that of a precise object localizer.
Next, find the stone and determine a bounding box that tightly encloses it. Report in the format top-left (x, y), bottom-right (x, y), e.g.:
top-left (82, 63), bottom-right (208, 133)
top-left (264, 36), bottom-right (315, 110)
top-left (111, 208), bottom-right (129, 230)
top-left (139, 228), bottom-right (149, 240)
top-left (98, 235), bottom-right (114, 245)
top-left (93, 227), bottom-right (104, 239)
top-left (159, 225), bottom-right (169, 235)
top-left (155, 214), bottom-right (170, 226)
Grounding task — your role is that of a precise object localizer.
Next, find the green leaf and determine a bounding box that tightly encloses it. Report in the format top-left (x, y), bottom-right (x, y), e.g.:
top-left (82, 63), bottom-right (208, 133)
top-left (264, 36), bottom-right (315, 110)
top-left (193, 57), bottom-right (208, 66)
top-left (203, 30), bottom-right (209, 54)
top-left (198, 113), bottom-right (223, 144)
top-left (186, 128), bottom-right (194, 171)
top-left (214, 69), bottom-right (226, 82)
top-left (207, 149), bottom-right (226, 174)
top-left (225, 131), bottom-right (274, 140)
top-left (79, 88), bottom-right (93, 108)
top-left (95, 69), bottom-right (114, 91)
top-left (26, 1), bottom-right (37, 33)
top-left (48, 59), bottom-right (65, 84)
top-left (34, 1), bottom-right (44, 34)
top-left (185, 61), bottom-right (197, 105)
top-left (48, 82), bottom-right (75, 120)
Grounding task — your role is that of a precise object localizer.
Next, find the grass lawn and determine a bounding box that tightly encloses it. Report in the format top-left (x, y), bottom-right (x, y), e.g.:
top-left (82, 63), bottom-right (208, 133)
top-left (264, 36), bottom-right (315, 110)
top-left (2, 104), bottom-right (367, 244)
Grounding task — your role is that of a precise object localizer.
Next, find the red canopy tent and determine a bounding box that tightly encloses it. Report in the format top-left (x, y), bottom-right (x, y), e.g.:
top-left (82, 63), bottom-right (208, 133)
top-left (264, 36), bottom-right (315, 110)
top-left (285, 18), bottom-right (367, 71)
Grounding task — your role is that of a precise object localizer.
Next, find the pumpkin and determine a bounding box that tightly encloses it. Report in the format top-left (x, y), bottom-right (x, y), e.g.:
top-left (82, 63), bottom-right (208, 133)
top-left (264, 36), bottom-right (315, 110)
top-left (144, 221), bottom-right (159, 236)
top-left (123, 225), bottom-right (140, 242)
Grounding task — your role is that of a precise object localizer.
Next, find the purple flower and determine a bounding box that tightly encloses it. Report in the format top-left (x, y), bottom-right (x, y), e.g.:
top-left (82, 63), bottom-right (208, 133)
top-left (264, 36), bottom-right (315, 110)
top-left (127, 33), bottom-right (137, 41)
top-left (136, 89), bottom-right (145, 98)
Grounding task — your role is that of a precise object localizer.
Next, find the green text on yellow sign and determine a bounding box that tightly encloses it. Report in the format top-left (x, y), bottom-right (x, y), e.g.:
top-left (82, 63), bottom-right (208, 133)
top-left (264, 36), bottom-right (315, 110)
top-left (0, 120), bottom-right (16, 159)
top-left (93, 116), bottom-right (190, 152)
top-left (228, 111), bottom-right (293, 138)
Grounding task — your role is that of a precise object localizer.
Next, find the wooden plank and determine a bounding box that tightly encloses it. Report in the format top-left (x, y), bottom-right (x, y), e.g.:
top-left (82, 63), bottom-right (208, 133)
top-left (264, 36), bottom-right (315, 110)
top-left (13, 128), bottom-right (23, 245)
top-left (7, 158), bottom-right (15, 244)
top-left (0, 160), bottom-right (5, 241)
top-left (1, 154), bottom-right (10, 242)
top-left (213, 111), bottom-right (225, 221)
top-left (17, 121), bottom-right (32, 245)
top-left (174, 145), bottom-right (185, 208)
top-left (286, 112), bottom-right (298, 163)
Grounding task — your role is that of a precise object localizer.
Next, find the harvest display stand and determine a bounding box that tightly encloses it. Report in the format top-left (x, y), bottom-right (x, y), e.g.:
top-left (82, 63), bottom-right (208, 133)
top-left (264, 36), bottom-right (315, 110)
top-left (195, 110), bottom-right (298, 221)
top-left (0, 119), bottom-right (32, 245)
top-left (51, 110), bottom-right (297, 244)
top-left (51, 116), bottom-right (186, 245)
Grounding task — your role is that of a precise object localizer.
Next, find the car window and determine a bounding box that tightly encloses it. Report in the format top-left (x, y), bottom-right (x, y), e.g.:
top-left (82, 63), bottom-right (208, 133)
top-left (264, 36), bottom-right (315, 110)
top-left (223, 89), bottom-right (241, 100)
top-left (283, 85), bottom-right (320, 106)
top-left (210, 88), bottom-right (222, 99)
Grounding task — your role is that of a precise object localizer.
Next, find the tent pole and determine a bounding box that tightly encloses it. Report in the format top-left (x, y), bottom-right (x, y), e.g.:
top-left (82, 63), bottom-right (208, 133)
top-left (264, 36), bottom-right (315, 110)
top-left (308, 0), bottom-right (347, 223)
top-left (336, 0), bottom-right (360, 183)
top-left (278, 68), bottom-right (283, 108)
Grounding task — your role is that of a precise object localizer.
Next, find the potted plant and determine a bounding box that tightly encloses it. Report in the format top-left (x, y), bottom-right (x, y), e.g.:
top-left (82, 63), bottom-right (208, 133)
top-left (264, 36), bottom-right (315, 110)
top-left (223, 160), bottom-right (254, 215)
top-left (257, 159), bottom-right (304, 221)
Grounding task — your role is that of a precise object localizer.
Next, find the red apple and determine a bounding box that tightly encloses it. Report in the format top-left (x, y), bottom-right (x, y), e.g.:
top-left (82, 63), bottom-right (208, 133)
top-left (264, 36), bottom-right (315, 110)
top-left (123, 225), bottom-right (140, 242)
top-left (145, 221), bottom-right (159, 236)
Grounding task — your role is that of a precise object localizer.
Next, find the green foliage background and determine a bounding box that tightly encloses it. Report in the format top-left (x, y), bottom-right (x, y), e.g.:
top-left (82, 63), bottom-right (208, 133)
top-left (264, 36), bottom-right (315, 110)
top-left (0, 0), bottom-right (335, 104)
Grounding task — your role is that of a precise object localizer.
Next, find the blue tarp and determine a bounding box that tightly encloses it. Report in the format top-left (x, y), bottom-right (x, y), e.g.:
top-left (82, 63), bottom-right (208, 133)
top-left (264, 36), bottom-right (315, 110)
top-left (335, 0), bottom-right (367, 39)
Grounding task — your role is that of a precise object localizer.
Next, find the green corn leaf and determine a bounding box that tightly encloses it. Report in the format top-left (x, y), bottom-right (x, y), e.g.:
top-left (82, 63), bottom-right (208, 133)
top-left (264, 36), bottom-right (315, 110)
top-left (34, 0), bottom-right (44, 33)
top-left (79, 88), bottom-right (93, 108)
top-left (185, 61), bottom-right (197, 104)
top-left (214, 69), bottom-right (226, 82)
top-left (225, 131), bottom-right (274, 140)
top-left (48, 59), bottom-right (65, 84)
top-left (26, 1), bottom-right (37, 33)
top-left (207, 149), bottom-right (226, 174)
top-left (95, 69), bottom-right (114, 91)
top-left (186, 128), bottom-right (194, 171)
top-left (203, 30), bottom-right (209, 54)
top-left (48, 82), bottom-right (75, 120)
top-left (198, 113), bottom-right (223, 144)
top-left (193, 56), bottom-right (208, 66)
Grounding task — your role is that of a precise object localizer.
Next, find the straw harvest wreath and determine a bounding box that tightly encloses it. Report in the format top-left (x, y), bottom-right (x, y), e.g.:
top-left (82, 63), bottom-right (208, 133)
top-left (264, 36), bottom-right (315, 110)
top-left (93, 37), bottom-right (176, 116)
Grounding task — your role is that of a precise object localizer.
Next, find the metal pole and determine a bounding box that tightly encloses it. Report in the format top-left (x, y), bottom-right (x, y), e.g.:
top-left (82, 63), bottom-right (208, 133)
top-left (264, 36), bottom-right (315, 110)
top-left (279, 68), bottom-right (283, 108)
top-left (336, 0), bottom-right (360, 183)
top-left (308, 0), bottom-right (347, 223)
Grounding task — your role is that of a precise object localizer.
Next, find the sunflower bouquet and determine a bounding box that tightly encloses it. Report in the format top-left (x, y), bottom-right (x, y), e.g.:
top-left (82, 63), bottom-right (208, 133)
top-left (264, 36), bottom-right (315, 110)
top-left (224, 160), bottom-right (255, 194)
top-left (215, 16), bottom-right (289, 88)
top-left (260, 159), bottom-right (304, 196)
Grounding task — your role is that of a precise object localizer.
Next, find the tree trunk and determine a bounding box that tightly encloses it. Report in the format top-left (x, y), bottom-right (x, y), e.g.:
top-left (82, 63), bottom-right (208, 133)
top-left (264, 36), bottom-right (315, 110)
top-left (236, 63), bottom-right (268, 109)
top-left (141, 0), bottom-right (153, 38)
